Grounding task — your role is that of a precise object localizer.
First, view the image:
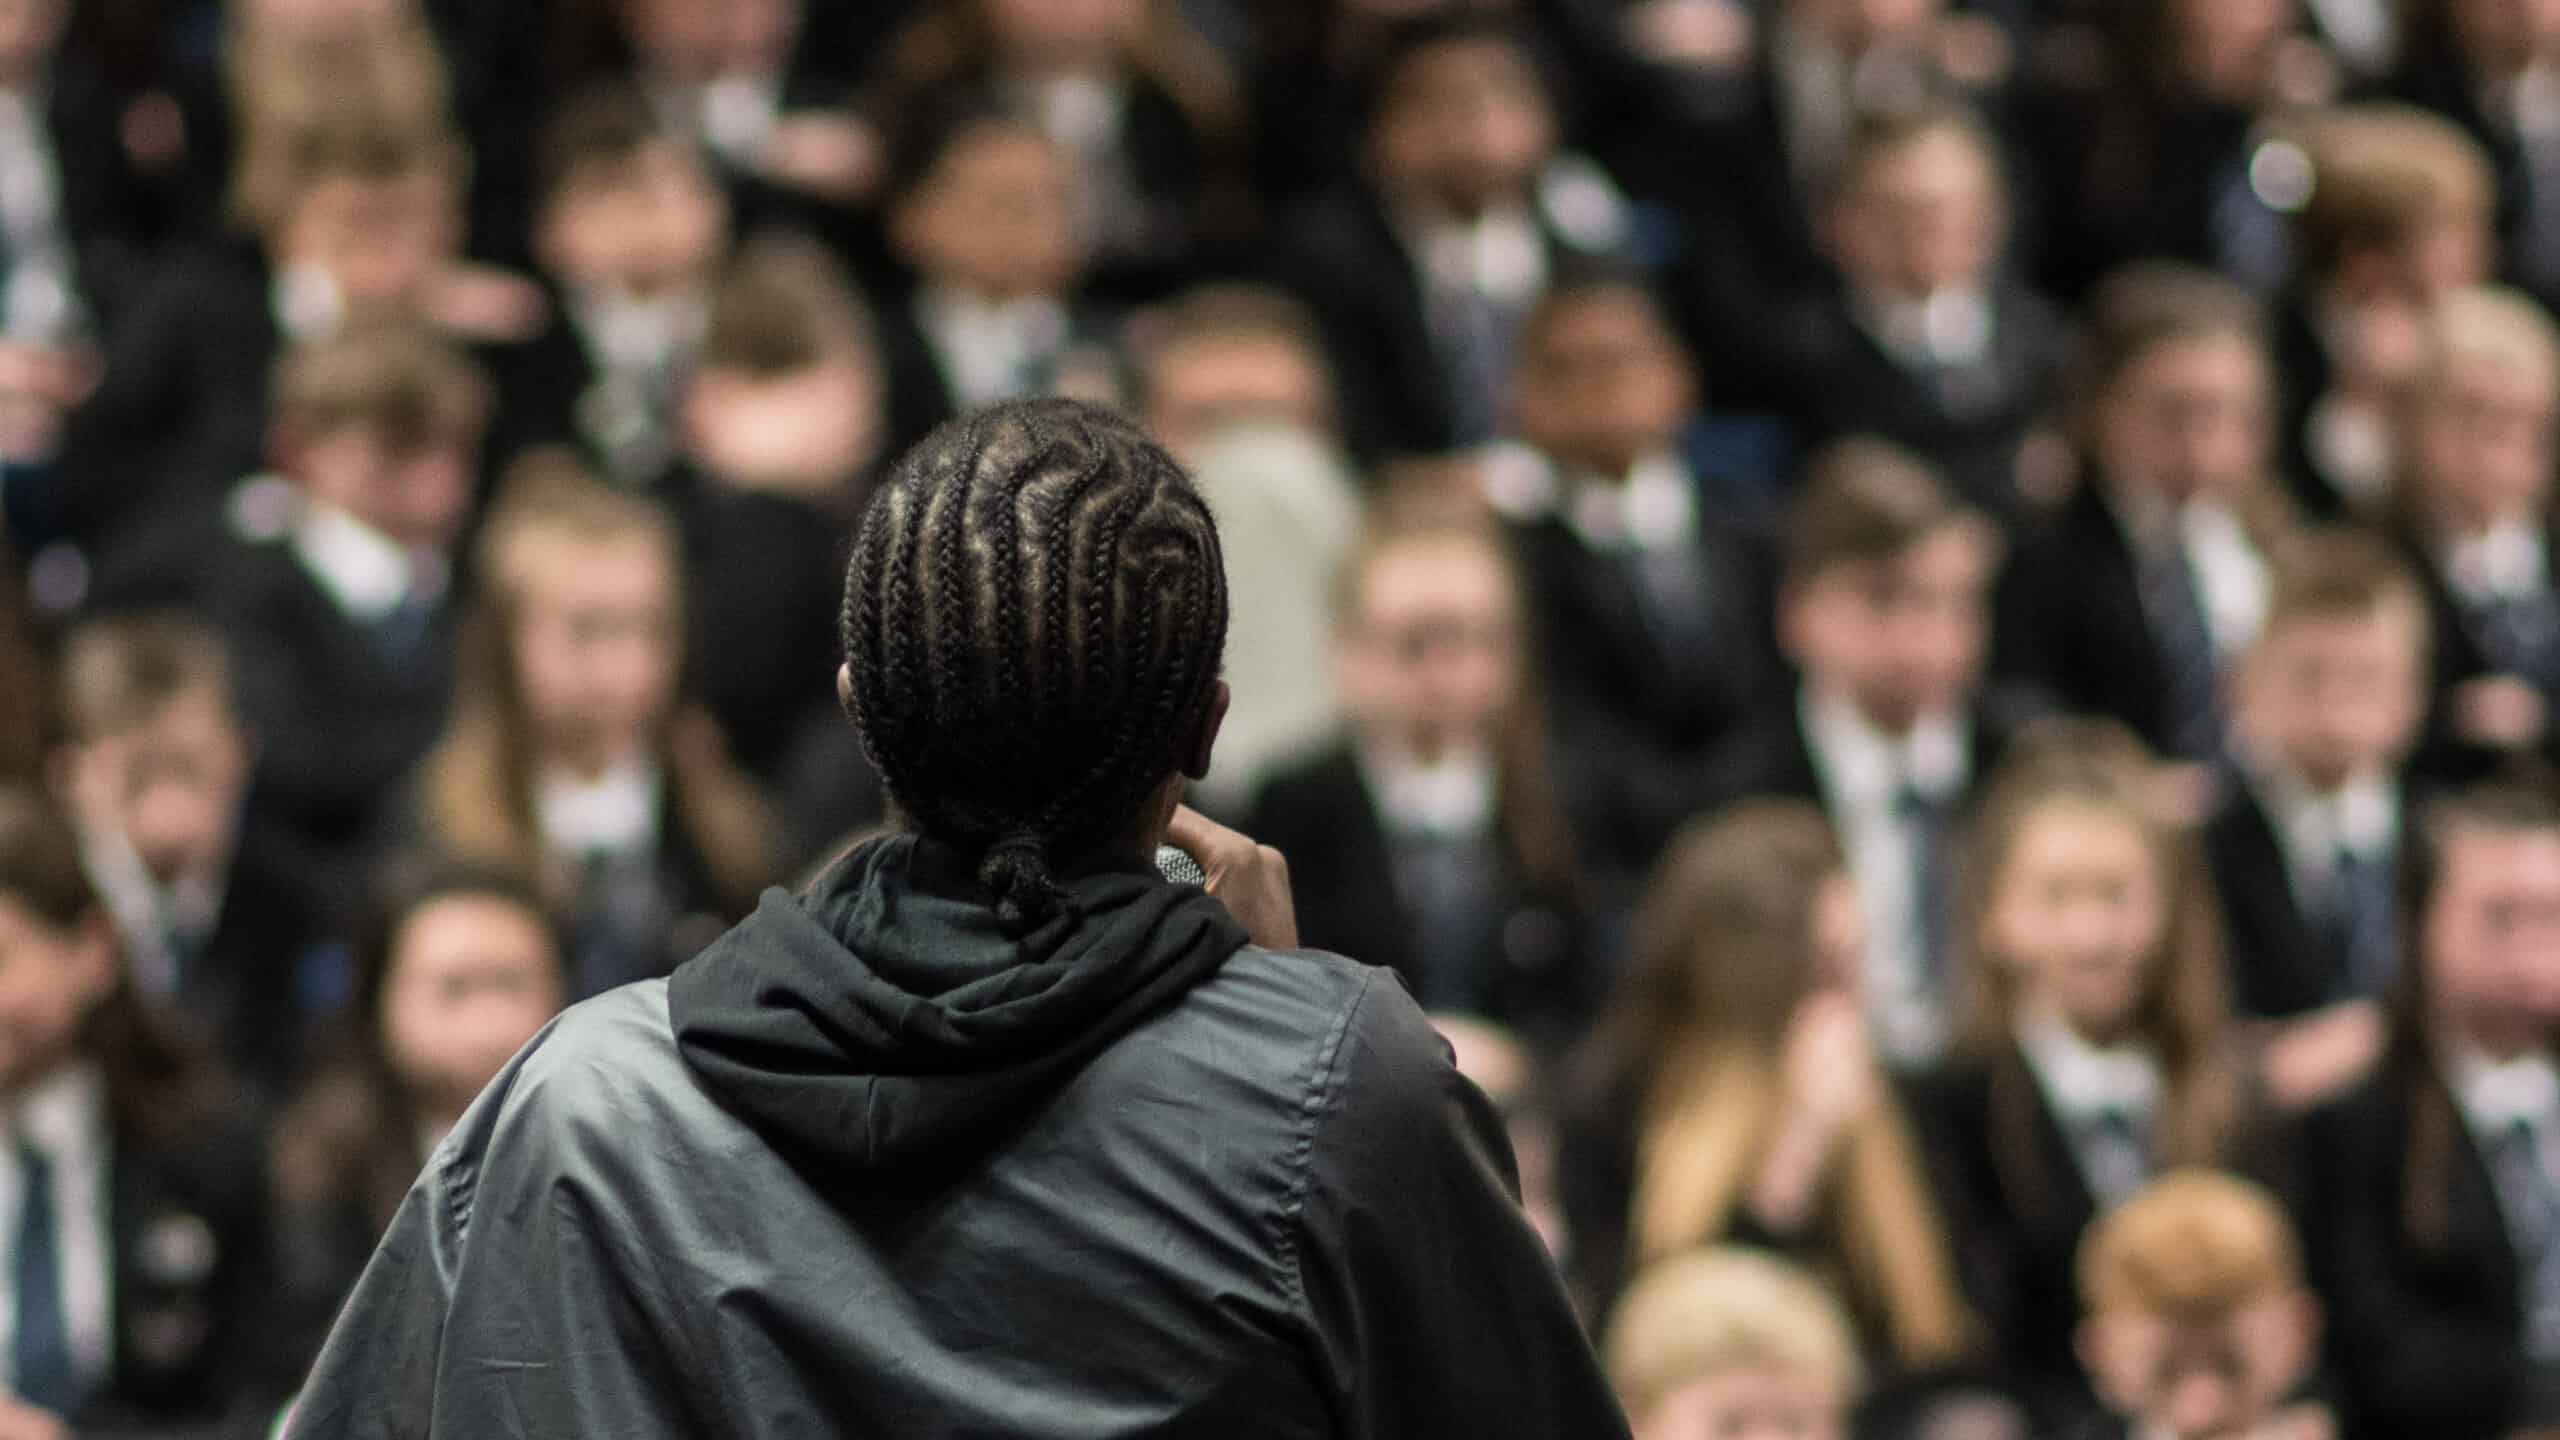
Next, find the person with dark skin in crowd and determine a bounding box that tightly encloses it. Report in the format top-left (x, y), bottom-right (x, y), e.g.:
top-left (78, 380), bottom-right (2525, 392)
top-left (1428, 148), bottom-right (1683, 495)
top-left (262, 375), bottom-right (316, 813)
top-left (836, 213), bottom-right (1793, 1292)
top-left (291, 397), bottom-right (1628, 1438)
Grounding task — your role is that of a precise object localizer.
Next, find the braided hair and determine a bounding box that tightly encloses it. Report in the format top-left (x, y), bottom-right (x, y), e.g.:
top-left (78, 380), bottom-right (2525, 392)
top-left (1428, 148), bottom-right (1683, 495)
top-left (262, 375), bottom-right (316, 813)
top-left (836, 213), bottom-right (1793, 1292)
top-left (841, 399), bottom-right (1229, 932)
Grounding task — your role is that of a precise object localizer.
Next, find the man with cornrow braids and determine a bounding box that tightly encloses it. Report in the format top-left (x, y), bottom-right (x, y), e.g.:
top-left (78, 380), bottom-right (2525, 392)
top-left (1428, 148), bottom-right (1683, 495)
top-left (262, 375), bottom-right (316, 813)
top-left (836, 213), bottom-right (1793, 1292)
top-left (292, 398), bottom-right (1629, 1439)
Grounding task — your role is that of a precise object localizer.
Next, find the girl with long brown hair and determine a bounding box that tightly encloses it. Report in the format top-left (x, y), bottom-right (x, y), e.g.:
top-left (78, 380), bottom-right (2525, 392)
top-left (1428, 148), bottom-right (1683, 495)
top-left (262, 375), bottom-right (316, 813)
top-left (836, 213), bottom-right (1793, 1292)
top-left (1563, 800), bottom-right (1976, 1377)
top-left (412, 449), bottom-right (775, 997)
top-left (1913, 721), bottom-right (2246, 1416)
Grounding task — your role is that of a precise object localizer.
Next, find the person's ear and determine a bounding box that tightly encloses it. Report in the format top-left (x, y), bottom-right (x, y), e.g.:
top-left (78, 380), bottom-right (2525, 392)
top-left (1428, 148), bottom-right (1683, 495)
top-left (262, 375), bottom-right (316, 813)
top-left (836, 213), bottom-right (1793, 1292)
top-left (1180, 681), bottom-right (1230, 782)
top-left (67, 911), bottom-right (119, 1011)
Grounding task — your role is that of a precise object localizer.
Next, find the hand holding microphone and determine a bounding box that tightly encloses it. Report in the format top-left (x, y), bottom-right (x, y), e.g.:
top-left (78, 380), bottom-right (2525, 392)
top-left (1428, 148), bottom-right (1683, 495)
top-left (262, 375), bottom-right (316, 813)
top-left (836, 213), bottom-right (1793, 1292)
top-left (1162, 806), bottom-right (1299, 951)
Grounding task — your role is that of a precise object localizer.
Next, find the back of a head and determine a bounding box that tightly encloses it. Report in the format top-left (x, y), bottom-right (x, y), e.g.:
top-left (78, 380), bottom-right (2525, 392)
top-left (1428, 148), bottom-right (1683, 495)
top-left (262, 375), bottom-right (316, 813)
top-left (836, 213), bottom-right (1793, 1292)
top-left (1606, 1247), bottom-right (1863, 1428)
top-left (840, 399), bottom-right (1229, 932)
top-left (2079, 1169), bottom-right (2303, 1322)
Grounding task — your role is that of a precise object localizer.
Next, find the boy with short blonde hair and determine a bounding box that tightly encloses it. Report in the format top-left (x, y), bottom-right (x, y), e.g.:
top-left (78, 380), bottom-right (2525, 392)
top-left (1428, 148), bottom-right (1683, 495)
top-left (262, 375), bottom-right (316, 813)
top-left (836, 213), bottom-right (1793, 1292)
top-left (1607, 1247), bottom-right (1863, 1440)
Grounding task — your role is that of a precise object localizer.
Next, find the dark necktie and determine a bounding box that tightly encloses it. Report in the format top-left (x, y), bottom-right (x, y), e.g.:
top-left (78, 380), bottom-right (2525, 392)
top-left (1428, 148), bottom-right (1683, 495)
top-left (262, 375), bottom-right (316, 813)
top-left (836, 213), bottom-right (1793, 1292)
top-left (2492, 1117), bottom-right (2560, 1363)
top-left (370, 590), bottom-right (436, 664)
top-left (1620, 541), bottom-right (1717, 666)
top-left (11, 1139), bottom-right (73, 1416)
top-left (2136, 536), bottom-right (2225, 760)
top-left (1389, 825), bottom-right (1501, 1016)
top-left (2079, 1106), bottom-right (2151, 1210)
top-left (1894, 782), bottom-right (1955, 997)
top-left (2474, 588), bottom-right (2560, 695)
top-left (2326, 845), bottom-right (2396, 1000)
top-left (2519, 126), bottom-right (2560, 298)
top-left (1434, 282), bottom-right (1516, 448)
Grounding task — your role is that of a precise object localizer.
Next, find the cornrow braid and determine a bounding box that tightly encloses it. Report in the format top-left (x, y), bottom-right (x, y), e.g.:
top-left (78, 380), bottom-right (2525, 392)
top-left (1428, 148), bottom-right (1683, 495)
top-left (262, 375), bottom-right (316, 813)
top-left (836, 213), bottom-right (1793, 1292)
top-left (840, 399), bottom-right (1229, 932)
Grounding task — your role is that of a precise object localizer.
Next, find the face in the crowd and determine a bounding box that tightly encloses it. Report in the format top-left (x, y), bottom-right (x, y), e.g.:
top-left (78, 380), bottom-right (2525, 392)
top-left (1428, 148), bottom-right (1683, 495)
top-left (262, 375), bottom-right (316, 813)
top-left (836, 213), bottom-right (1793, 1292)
top-left (1782, 522), bottom-right (1997, 736)
top-left (2169, 0), bottom-right (2290, 102)
top-left (1145, 333), bottom-right (1334, 461)
top-left (296, 423), bottom-right (478, 555)
top-left (69, 690), bottom-right (252, 886)
top-left (2407, 352), bottom-right (2558, 533)
top-left (1512, 289), bottom-right (1697, 480)
top-left (2424, 821), bottom-right (2560, 1058)
top-left (1336, 534), bottom-right (1522, 765)
top-left (2450, 0), bottom-right (2560, 76)
top-left (1788, 0), bottom-right (1942, 55)
top-left (1986, 800), bottom-right (2170, 1044)
top-left (1634, 1363), bottom-right (1846, 1440)
top-left (683, 353), bottom-right (883, 491)
top-left (379, 893), bottom-right (565, 1118)
top-left (282, 171), bottom-right (459, 314)
top-left (1368, 36), bottom-right (1556, 219)
top-left (511, 533), bottom-right (682, 774)
top-left (0, 0), bottom-right (64, 77)
top-left (2080, 1295), bottom-right (2317, 1440)
top-left (2095, 331), bottom-right (2272, 509)
top-left (1829, 128), bottom-right (2005, 302)
top-left (2235, 604), bottom-right (2428, 793)
top-left (540, 141), bottom-right (730, 299)
top-left (622, 0), bottom-right (799, 79)
top-left (892, 122), bottom-right (1080, 301)
top-left (0, 898), bottom-right (114, 1094)
top-left (984, 0), bottom-right (1145, 72)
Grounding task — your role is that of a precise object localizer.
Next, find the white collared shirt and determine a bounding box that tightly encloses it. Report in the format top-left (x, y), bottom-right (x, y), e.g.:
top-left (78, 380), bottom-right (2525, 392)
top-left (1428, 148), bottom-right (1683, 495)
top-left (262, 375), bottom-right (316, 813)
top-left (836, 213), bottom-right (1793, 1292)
top-left (77, 826), bottom-right (227, 1002)
top-left (291, 503), bottom-right (445, 625)
top-left (915, 286), bottom-right (1070, 414)
top-left (2453, 1046), bottom-right (2560, 1151)
top-left (2018, 1008), bottom-right (2165, 1198)
top-left (2444, 522), bottom-right (2551, 609)
top-left (1401, 202), bottom-right (1548, 311)
top-left (0, 1064), bottom-right (114, 1399)
top-left (1802, 686), bottom-right (1968, 1064)
top-left (1357, 743), bottom-right (1497, 842)
top-left (1858, 286), bottom-right (1995, 373)
top-left (570, 286), bottom-right (706, 392)
top-left (537, 760), bottom-right (663, 862)
top-left (2246, 761), bottom-right (2400, 917)
top-left (0, 84), bottom-right (75, 344)
top-left (1480, 445), bottom-right (1698, 556)
top-left (2114, 492), bottom-right (2271, 661)
top-left (269, 265), bottom-right (344, 344)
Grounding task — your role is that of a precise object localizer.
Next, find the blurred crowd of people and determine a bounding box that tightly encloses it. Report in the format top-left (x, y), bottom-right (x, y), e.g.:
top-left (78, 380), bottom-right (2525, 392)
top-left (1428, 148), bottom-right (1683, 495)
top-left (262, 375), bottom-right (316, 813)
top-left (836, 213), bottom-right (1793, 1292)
top-left (4, 0), bottom-right (2560, 1436)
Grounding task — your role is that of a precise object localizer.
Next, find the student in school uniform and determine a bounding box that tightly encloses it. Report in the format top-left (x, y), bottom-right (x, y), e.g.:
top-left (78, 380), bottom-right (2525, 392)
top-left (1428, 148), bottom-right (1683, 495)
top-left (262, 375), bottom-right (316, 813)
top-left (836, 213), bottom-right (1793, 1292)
top-left (0, 786), bottom-right (273, 1433)
top-left (2388, 0), bottom-right (2560, 313)
top-left (2389, 285), bottom-right (2560, 783)
top-left (1996, 264), bottom-right (2290, 771)
top-left (875, 92), bottom-right (1120, 457)
top-left (204, 324), bottom-right (491, 911)
top-left (1702, 439), bottom-right (2015, 1068)
top-left (2070, 1171), bottom-right (2333, 1440)
top-left (1767, 101), bottom-right (2068, 521)
top-left (2271, 105), bottom-right (2496, 519)
top-left (1562, 801), bottom-right (1976, 1374)
top-left (1275, 12), bottom-right (1635, 462)
top-left (1487, 271), bottom-right (1781, 882)
top-left (49, 615), bottom-right (336, 1098)
top-left (2297, 773), bottom-right (2560, 1439)
top-left (1604, 1247), bottom-right (1872, 1440)
top-left (497, 82), bottom-right (732, 495)
top-left (270, 861), bottom-right (566, 1391)
top-left (1913, 724), bottom-right (2250, 1427)
top-left (2208, 531), bottom-right (2435, 1116)
top-left (410, 453), bottom-right (776, 999)
top-left (1242, 506), bottom-right (1593, 1053)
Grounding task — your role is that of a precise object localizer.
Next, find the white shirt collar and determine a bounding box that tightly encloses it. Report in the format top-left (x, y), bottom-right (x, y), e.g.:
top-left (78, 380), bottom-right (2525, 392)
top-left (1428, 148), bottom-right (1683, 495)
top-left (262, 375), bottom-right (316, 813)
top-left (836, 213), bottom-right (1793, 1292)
top-left (1857, 285), bottom-right (1994, 371)
top-left (570, 285), bottom-right (706, 383)
top-left (3, 1060), bottom-right (111, 1394)
top-left (1481, 444), bottom-right (1698, 554)
top-left (915, 286), bottom-right (1070, 412)
top-left (1398, 200), bottom-right (1547, 308)
top-left (2443, 521), bottom-right (2549, 607)
top-left (2249, 759), bottom-right (2398, 874)
top-left (14, 1063), bottom-right (103, 1165)
top-left (2017, 1008), bottom-right (2165, 1124)
top-left (2451, 1045), bottom-right (2560, 1139)
top-left (1357, 743), bottom-right (1497, 840)
top-left (291, 502), bottom-right (442, 624)
top-left (2110, 492), bottom-right (2271, 658)
top-left (77, 825), bottom-right (226, 1000)
top-left (537, 760), bottom-right (663, 859)
top-left (1802, 685), bottom-right (1968, 809)
top-left (270, 264), bottom-right (345, 343)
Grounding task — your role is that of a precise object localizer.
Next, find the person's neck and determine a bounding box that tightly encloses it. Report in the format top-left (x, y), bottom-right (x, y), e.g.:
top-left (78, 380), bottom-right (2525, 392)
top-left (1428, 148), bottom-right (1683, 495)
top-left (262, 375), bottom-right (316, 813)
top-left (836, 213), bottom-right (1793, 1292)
top-left (543, 737), bottom-right (651, 785)
top-left (2461, 1016), bottom-right (2551, 1068)
top-left (1833, 685), bottom-right (1926, 741)
top-left (2432, 497), bottom-right (2534, 543)
top-left (1553, 446), bottom-right (1655, 484)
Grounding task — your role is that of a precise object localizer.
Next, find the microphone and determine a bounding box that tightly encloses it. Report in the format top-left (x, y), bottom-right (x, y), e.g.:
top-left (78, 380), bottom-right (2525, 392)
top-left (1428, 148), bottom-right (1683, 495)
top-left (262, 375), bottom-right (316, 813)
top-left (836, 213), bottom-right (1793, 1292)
top-left (1153, 844), bottom-right (1206, 888)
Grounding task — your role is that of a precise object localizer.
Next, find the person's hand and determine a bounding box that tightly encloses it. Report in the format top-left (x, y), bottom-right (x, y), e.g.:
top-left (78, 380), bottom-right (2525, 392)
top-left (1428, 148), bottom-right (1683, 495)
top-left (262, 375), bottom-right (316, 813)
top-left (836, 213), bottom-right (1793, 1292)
top-left (1780, 991), bottom-right (1880, 1140)
top-left (1165, 806), bottom-right (1298, 951)
top-left (0, 1394), bottom-right (69, 1440)
top-left (2456, 675), bottom-right (2549, 750)
top-left (2260, 1000), bottom-right (2387, 1113)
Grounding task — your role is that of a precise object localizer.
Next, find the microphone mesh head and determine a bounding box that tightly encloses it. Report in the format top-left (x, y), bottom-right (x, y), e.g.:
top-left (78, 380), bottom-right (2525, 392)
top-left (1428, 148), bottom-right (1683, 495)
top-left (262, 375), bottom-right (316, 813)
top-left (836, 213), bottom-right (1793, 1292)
top-left (1153, 844), bottom-right (1206, 888)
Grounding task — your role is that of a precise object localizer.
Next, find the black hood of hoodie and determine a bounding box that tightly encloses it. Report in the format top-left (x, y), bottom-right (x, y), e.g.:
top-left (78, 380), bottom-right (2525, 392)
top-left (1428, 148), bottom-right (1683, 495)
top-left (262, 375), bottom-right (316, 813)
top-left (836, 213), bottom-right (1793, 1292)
top-left (668, 833), bottom-right (1251, 1169)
